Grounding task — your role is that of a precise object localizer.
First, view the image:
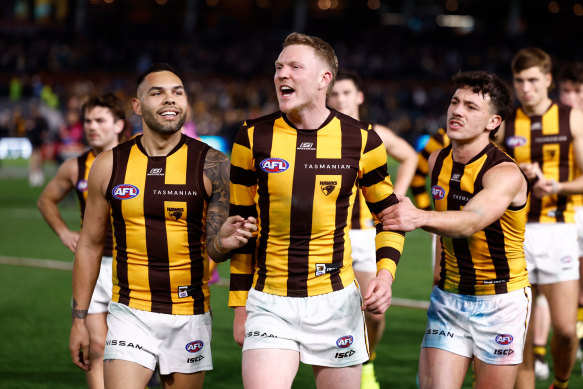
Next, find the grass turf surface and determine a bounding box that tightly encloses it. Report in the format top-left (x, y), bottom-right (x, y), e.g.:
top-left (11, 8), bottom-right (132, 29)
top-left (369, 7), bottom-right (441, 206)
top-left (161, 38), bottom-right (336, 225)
top-left (0, 164), bottom-right (581, 388)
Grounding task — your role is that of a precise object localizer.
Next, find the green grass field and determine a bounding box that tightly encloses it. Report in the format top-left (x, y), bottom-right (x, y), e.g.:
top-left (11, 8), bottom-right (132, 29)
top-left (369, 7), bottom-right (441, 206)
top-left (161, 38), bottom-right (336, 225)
top-left (0, 160), bottom-right (581, 388)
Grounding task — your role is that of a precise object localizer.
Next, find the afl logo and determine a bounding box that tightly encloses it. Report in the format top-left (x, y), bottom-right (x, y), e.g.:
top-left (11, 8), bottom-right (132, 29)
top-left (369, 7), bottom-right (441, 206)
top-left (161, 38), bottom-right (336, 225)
top-left (432, 185), bottom-right (445, 200)
top-left (112, 184), bottom-right (139, 200)
top-left (336, 335), bottom-right (353, 348)
top-left (495, 334), bottom-right (513, 345)
top-left (260, 158), bottom-right (289, 173)
top-left (185, 340), bottom-right (204, 353)
top-left (506, 136), bottom-right (527, 148)
top-left (77, 179), bottom-right (88, 192)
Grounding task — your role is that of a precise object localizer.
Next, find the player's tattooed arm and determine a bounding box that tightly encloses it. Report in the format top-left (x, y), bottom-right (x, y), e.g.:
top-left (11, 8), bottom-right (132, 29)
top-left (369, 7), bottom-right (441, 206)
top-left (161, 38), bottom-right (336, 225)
top-left (204, 148), bottom-right (232, 261)
top-left (71, 298), bottom-right (88, 320)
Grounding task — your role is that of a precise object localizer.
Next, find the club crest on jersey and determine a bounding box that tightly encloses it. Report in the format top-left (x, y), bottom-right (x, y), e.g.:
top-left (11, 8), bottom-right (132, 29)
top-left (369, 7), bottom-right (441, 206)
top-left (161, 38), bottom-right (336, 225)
top-left (320, 180), bottom-right (337, 196)
top-left (112, 184), bottom-right (139, 200)
top-left (505, 136), bottom-right (527, 148)
top-left (432, 185), bottom-right (445, 200)
top-left (495, 334), bottom-right (513, 345)
top-left (77, 179), bottom-right (88, 192)
top-left (336, 335), bottom-right (353, 348)
top-left (168, 207), bottom-right (184, 221)
top-left (185, 340), bottom-right (204, 353)
top-left (260, 158), bottom-right (289, 173)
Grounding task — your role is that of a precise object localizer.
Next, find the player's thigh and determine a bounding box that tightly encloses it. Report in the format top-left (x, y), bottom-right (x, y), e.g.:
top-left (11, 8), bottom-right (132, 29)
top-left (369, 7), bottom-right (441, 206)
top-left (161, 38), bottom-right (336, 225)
top-left (103, 359), bottom-right (152, 389)
top-left (313, 364), bottom-right (361, 389)
top-left (540, 279), bottom-right (579, 334)
top-left (473, 358), bottom-right (518, 389)
top-left (160, 371), bottom-right (205, 389)
top-left (242, 348), bottom-right (299, 389)
top-left (418, 347), bottom-right (470, 389)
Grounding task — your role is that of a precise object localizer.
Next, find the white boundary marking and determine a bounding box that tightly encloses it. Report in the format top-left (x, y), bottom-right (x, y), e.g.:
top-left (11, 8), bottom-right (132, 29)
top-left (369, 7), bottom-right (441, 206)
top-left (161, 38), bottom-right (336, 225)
top-left (0, 255), bottom-right (430, 309)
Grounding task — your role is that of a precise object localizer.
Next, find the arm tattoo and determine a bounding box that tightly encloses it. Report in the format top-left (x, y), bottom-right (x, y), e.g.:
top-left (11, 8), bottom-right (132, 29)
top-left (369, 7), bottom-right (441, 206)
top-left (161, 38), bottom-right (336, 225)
top-left (71, 298), bottom-right (88, 320)
top-left (204, 148), bottom-right (231, 261)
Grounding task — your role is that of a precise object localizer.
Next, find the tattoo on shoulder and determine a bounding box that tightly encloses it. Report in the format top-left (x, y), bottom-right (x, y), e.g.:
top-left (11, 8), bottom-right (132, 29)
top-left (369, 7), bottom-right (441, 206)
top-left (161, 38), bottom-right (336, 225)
top-left (204, 149), bottom-right (230, 202)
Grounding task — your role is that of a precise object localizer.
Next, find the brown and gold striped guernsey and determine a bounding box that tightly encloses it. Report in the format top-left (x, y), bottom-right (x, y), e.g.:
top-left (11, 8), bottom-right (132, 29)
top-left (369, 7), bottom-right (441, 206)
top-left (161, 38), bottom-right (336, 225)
top-left (411, 128), bottom-right (450, 211)
top-left (432, 142), bottom-right (529, 295)
top-left (107, 134), bottom-right (211, 315)
top-left (502, 103), bottom-right (576, 223)
top-left (76, 149), bottom-right (113, 257)
top-left (229, 109), bottom-right (405, 305)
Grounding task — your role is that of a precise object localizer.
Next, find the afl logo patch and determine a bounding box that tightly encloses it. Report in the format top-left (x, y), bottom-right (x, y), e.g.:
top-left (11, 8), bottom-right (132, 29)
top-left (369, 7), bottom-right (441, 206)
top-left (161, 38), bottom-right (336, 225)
top-left (185, 340), bottom-right (204, 353)
top-left (336, 335), bottom-right (353, 348)
top-left (112, 184), bottom-right (139, 200)
top-left (505, 136), bottom-right (527, 148)
top-left (432, 185), bottom-right (445, 200)
top-left (259, 158), bottom-right (289, 173)
top-left (77, 179), bottom-right (88, 192)
top-left (495, 334), bottom-right (513, 345)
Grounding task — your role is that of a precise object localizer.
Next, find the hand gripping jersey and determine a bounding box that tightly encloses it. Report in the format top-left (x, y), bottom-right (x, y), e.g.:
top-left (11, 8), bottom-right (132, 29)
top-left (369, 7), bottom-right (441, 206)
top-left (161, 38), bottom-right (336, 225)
top-left (432, 143), bottom-right (530, 295)
top-left (228, 109), bottom-right (405, 305)
top-left (411, 128), bottom-right (450, 211)
top-left (502, 103), bottom-right (577, 223)
top-left (76, 149), bottom-right (113, 256)
top-left (107, 135), bottom-right (212, 315)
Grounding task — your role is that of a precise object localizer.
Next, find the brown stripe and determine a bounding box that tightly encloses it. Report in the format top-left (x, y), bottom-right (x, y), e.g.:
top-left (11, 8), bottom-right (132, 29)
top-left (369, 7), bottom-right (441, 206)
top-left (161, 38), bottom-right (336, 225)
top-left (76, 151), bottom-right (88, 218)
top-left (528, 116), bottom-right (543, 222)
top-left (252, 119), bottom-right (276, 292)
top-left (230, 273), bottom-right (254, 291)
top-left (555, 105), bottom-right (572, 222)
top-left (350, 189), bottom-right (362, 230)
top-left (231, 165), bottom-right (257, 187)
top-left (109, 142), bottom-right (132, 305)
top-left (287, 131), bottom-right (317, 296)
top-left (504, 111), bottom-right (517, 159)
top-left (484, 219), bottom-right (510, 294)
top-left (376, 247), bottom-right (401, 266)
top-left (367, 193), bottom-right (399, 215)
top-left (187, 142), bottom-right (209, 315)
top-left (144, 157), bottom-right (173, 314)
top-left (360, 165), bottom-right (387, 188)
top-left (448, 161), bottom-right (476, 295)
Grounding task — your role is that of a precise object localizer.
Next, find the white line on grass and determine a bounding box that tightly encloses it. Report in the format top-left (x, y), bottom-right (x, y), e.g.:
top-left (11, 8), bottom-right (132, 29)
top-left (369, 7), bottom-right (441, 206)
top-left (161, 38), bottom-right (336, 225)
top-left (0, 256), bottom-right (430, 309)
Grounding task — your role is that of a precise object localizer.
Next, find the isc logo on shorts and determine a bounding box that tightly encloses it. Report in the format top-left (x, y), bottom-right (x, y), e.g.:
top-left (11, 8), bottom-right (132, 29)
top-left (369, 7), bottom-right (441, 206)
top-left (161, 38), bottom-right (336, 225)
top-left (495, 334), bottom-right (513, 345)
top-left (336, 335), bottom-right (353, 348)
top-left (432, 185), bottom-right (445, 200)
top-left (185, 340), bottom-right (204, 353)
top-left (259, 158), bottom-right (289, 173)
top-left (112, 184), bottom-right (139, 200)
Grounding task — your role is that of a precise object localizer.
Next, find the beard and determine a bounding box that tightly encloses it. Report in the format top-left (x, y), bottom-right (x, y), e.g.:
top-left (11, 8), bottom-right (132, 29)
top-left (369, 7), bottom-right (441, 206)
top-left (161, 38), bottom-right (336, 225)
top-left (142, 109), bottom-right (187, 135)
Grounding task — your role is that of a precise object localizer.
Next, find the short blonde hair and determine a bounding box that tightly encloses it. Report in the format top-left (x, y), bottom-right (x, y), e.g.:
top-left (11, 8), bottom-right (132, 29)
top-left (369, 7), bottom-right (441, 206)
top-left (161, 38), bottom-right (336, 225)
top-left (282, 32), bottom-right (338, 93)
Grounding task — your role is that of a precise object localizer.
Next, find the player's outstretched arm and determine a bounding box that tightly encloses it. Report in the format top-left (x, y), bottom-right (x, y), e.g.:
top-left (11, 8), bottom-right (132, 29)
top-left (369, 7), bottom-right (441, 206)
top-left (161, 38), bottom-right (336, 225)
top-left (203, 148), bottom-right (257, 262)
top-left (379, 162), bottom-right (527, 238)
top-left (37, 158), bottom-right (79, 253)
top-left (69, 151), bottom-right (111, 371)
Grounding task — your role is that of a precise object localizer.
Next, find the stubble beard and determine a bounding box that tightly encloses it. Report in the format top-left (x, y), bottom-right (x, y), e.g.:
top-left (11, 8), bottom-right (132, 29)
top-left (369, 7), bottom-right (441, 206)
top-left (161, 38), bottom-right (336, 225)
top-left (142, 109), bottom-right (187, 136)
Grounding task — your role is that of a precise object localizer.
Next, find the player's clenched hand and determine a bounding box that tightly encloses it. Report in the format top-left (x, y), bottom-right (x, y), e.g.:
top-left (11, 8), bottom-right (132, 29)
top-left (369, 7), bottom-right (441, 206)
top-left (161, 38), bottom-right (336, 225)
top-left (362, 269), bottom-right (393, 314)
top-left (219, 216), bottom-right (258, 251)
top-left (69, 320), bottom-right (91, 371)
top-left (378, 195), bottom-right (423, 232)
top-left (533, 178), bottom-right (560, 198)
top-left (233, 306), bottom-right (247, 348)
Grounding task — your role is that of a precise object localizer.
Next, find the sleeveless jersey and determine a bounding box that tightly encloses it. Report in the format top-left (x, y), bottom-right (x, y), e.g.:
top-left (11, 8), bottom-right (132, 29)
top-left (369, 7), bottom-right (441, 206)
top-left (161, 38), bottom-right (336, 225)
top-left (432, 142), bottom-right (530, 295)
top-left (411, 128), bottom-right (450, 211)
top-left (502, 103), bottom-right (576, 223)
top-left (107, 134), bottom-right (211, 315)
top-left (76, 149), bottom-right (113, 257)
top-left (229, 109), bottom-right (404, 305)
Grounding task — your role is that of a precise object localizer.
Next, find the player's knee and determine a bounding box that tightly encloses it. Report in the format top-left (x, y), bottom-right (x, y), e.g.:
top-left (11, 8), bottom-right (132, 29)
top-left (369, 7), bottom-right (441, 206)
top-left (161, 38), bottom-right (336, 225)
top-left (553, 325), bottom-right (577, 343)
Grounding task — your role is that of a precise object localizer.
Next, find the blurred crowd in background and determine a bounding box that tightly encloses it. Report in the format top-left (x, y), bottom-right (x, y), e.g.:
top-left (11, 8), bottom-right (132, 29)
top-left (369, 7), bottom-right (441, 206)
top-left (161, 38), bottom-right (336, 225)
top-left (1, 0), bottom-right (582, 183)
